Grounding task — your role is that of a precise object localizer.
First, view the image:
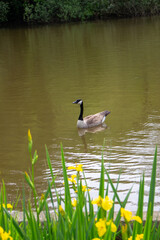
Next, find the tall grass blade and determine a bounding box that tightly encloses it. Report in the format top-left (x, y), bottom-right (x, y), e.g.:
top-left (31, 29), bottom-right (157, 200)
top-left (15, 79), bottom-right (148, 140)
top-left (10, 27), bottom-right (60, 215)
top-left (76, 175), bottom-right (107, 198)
top-left (61, 144), bottom-right (72, 218)
top-left (108, 171), bottom-right (121, 220)
top-left (98, 146), bottom-right (105, 219)
top-left (45, 145), bottom-right (60, 206)
top-left (2, 181), bottom-right (8, 231)
top-left (148, 146), bottom-right (157, 216)
top-left (45, 145), bottom-right (55, 180)
top-left (22, 185), bottom-right (26, 234)
top-left (136, 173), bottom-right (144, 234)
top-left (143, 203), bottom-right (152, 240)
top-left (105, 169), bottom-right (122, 207)
top-left (99, 147), bottom-right (105, 198)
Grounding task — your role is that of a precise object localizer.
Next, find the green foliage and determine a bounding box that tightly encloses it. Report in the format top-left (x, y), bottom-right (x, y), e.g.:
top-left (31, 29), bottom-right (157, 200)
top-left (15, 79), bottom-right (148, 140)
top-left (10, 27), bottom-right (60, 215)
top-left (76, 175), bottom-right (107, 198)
top-left (0, 1), bottom-right (9, 23)
top-left (106, 0), bottom-right (160, 17)
top-left (23, 0), bottom-right (98, 23)
top-left (55, 0), bottom-right (98, 21)
top-left (0, 0), bottom-right (160, 25)
top-left (24, 0), bottom-right (57, 23)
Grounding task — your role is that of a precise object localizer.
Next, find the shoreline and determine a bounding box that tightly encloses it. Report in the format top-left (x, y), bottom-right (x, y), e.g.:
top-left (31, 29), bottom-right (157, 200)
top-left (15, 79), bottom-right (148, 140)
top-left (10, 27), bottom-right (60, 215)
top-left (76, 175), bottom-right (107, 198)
top-left (1, 13), bottom-right (160, 29)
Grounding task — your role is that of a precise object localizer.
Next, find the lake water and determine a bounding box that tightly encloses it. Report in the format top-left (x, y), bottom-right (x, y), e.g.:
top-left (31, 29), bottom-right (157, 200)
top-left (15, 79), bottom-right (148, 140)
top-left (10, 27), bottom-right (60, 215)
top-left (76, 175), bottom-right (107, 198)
top-left (0, 17), bottom-right (160, 211)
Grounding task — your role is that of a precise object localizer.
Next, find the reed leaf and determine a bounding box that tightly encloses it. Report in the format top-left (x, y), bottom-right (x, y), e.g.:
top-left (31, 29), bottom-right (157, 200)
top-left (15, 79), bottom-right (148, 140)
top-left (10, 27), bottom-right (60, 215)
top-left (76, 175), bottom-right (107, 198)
top-left (61, 143), bottom-right (72, 218)
top-left (143, 203), bottom-right (152, 240)
top-left (99, 148), bottom-right (105, 198)
top-left (136, 173), bottom-right (144, 234)
top-left (148, 146), bottom-right (157, 216)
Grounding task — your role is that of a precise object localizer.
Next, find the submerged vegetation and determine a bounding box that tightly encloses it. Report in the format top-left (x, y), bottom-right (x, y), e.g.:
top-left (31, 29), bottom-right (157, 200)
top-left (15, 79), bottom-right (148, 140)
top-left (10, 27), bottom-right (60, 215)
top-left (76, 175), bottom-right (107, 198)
top-left (0, 0), bottom-right (160, 25)
top-left (0, 130), bottom-right (159, 239)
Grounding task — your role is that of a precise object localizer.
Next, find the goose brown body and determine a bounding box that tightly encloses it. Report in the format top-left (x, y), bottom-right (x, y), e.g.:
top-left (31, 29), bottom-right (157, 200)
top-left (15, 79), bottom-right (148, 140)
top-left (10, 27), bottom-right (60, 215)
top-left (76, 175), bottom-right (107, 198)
top-left (73, 99), bottom-right (110, 129)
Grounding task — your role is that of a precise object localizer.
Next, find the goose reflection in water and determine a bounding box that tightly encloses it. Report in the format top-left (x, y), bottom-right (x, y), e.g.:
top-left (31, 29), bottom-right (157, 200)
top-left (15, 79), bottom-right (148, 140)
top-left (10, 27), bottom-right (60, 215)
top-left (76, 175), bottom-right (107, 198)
top-left (78, 123), bottom-right (107, 137)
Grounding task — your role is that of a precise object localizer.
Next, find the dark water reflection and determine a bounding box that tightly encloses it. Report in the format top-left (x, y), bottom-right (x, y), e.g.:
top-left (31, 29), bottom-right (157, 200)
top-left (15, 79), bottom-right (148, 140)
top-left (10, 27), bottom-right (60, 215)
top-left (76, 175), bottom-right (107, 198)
top-left (0, 17), bottom-right (160, 211)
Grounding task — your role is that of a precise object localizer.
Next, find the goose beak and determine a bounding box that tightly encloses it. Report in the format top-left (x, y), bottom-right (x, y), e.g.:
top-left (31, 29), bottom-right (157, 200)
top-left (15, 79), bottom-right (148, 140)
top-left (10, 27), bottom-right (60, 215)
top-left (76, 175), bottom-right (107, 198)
top-left (73, 101), bottom-right (77, 104)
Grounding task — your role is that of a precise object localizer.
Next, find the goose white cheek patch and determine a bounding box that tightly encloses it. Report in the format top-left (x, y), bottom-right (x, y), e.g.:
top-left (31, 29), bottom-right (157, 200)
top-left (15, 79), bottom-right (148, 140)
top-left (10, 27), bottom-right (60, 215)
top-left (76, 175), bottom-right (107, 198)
top-left (78, 100), bottom-right (83, 105)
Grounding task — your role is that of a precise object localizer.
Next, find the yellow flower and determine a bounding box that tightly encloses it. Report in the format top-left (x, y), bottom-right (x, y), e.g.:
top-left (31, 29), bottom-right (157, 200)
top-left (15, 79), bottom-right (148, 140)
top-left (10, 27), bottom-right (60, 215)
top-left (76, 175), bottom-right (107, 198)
top-left (28, 129), bottom-right (32, 142)
top-left (68, 174), bottom-right (76, 184)
top-left (76, 164), bottom-right (83, 172)
top-left (95, 218), bottom-right (107, 237)
top-left (82, 185), bottom-right (91, 192)
top-left (122, 224), bottom-right (128, 240)
top-left (68, 166), bottom-right (76, 170)
top-left (0, 227), bottom-right (3, 234)
top-left (131, 216), bottom-right (142, 224)
top-left (92, 196), bottom-right (103, 207)
top-left (121, 208), bottom-right (132, 222)
top-left (68, 164), bottom-right (83, 172)
top-left (0, 227), bottom-right (13, 240)
top-left (106, 220), bottom-right (117, 233)
top-left (128, 234), bottom-right (144, 240)
top-left (121, 208), bottom-right (142, 224)
top-left (2, 203), bottom-right (13, 209)
top-left (101, 196), bottom-right (113, 211)
top-left (40, 193), bottom-right (45, 201)
top-left (59, 205), bottom-right (65, 216)
top-left (71, 198), bottom-right (77, 207)
top-left (82, 185), bottom-right (87, 192)
top-left (136, 234), bottom-right (144, 240)
top-left (92, 238), bottom-right (101, 240)
top-left (122, 224), bottom-right (127, 234)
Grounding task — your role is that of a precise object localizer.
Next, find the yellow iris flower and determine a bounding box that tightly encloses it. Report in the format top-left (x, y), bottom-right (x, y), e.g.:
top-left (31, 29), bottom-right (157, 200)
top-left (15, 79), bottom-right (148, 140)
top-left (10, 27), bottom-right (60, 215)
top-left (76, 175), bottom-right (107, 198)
top-left (122, 224), bottom-right (127, 233)
top-left (2, 203), bottom-right (13, 209)
top-left (0, 226), bottom-right (13, 240)
top-left (68, 164), bottom-right (83, 172)
top-left (121, 208), bottom-right (142, 223)
top-left (95, 218), bottom-right (107, 237)
top-left (91, 196), bottom-right (103, 207)
top-left (106, 220), bottom-right (117, 233)
top-left (68, 174), bottom-right (77, 184)
top-left (121, 208), bottom-right (132, 222)
top-left (101, 196), bottom-right (113, 211)
top-left (92, 195), bottom-right (113, 211)
top-left (59, 205), bottom-right (65, 216)
top-left (71, 198), bottom-right (77, 207)
top-left (128, 233), bottom-right (144, 240)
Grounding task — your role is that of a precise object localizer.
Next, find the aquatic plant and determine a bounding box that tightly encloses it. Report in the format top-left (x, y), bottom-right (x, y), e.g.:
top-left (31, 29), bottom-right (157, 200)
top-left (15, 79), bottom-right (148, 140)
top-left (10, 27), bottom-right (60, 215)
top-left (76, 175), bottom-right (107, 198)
top-left (0, 130), bottom-right (159, 239)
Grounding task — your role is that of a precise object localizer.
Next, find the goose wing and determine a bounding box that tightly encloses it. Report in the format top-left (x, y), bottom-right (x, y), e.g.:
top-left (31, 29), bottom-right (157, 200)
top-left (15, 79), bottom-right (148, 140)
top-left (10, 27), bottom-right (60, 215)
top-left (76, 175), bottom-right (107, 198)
top-left (84, 111), bottom-right (110, 127)
top-left (84, 113), bottom-right (104, 126)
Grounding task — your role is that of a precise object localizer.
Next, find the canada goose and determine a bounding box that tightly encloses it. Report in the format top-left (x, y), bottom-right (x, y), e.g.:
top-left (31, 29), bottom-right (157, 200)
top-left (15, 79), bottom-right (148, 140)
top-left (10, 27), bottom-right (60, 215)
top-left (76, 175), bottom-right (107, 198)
top-left (73, 99), bottom-right (110, 129)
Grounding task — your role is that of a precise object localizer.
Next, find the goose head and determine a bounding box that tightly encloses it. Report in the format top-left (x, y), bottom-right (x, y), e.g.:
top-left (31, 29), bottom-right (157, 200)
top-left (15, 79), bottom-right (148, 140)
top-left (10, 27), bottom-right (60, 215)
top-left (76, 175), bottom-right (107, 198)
top-left (73, 99), bottom-right (83, 105)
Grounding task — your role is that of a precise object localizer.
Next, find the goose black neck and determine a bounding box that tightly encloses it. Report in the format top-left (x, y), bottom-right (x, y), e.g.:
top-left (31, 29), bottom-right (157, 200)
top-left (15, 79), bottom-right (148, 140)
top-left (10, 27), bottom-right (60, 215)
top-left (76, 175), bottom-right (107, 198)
top-left (78, 102), bottom-right (83, 120)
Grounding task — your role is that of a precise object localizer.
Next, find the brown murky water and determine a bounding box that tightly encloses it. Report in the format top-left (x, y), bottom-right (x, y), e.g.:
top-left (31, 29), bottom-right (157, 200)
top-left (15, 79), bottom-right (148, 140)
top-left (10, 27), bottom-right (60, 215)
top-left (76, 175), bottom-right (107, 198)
top-left (0, 17), bottom-right (160, 211)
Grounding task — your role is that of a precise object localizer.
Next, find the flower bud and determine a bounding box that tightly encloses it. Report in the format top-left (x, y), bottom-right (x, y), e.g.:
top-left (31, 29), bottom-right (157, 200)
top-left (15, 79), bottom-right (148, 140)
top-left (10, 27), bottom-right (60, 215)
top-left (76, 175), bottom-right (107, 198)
top-left (32, 150), bottom-right (38, 165)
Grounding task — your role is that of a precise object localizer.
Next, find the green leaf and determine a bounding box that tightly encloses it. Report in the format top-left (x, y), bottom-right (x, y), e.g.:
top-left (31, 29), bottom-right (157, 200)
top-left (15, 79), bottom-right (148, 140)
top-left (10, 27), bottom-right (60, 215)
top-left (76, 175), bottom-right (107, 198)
top-left (61, 143), bottom-right (72, 218)
top-left (148, 146), bottom-right (157, 216)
